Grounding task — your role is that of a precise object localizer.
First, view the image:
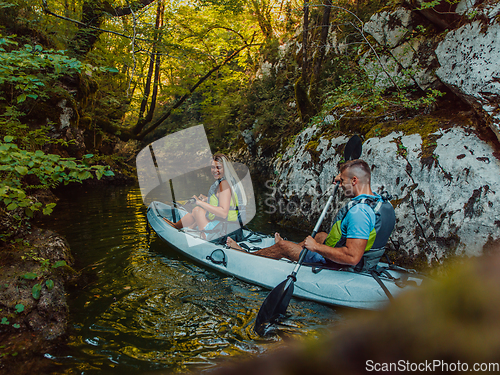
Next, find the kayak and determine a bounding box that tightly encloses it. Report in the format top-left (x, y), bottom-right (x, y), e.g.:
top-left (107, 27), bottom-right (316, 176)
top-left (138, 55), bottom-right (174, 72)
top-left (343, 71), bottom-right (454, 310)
top-left (147, 201), bottom-right (425, 310)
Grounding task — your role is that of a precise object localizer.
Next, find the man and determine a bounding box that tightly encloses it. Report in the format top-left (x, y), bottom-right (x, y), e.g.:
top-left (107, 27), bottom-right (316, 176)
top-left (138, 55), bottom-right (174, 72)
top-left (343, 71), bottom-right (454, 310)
top-left (227, 159), bottom-right (396, 271)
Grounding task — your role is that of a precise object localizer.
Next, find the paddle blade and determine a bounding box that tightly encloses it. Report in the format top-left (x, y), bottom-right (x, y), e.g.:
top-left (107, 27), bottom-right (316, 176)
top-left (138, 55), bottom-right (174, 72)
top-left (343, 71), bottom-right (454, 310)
top-left (254, 278), bottom-right (294, 335)
top-left (344, 134), bottom-right (362, 161)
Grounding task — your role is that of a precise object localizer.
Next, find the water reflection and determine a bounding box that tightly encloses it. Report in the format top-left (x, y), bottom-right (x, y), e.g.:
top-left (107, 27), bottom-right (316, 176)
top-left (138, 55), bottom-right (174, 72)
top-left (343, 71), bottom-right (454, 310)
top-left (41, 184), bottom-right (344, 374)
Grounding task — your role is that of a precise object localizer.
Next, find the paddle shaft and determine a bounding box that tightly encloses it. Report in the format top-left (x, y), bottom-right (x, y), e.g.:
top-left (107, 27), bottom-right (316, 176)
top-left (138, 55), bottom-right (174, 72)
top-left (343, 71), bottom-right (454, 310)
top-left (169, 178), bottom-right (177, 222)
top-left (290, 181), bottom-right (340, 278)
top-left (253, 135), bottom-right (362, 335)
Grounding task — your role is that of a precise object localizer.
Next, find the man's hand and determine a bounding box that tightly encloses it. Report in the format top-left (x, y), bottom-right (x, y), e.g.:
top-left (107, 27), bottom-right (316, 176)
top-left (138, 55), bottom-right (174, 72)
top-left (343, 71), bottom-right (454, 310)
top-left (305, 236), bottom-right (367, 266)
top-left (304, 235), bottom-right (319, 252)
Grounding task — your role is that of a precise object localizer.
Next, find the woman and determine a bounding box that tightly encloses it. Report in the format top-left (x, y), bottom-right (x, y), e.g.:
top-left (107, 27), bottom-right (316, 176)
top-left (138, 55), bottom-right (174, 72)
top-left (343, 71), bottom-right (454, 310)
top-left (164, 153), bottom-right (244, 238)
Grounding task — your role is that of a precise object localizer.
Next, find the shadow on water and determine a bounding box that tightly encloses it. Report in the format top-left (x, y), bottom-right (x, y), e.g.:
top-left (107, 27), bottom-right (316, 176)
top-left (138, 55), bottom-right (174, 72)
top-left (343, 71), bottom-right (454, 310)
top-left (40, 184), bottom-right (346, 374)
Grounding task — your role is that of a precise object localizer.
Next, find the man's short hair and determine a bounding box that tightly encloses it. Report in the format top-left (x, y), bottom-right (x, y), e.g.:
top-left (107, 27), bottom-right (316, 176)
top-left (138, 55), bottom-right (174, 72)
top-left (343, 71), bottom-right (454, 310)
top-left (340, 159), bottom-right (371, 181)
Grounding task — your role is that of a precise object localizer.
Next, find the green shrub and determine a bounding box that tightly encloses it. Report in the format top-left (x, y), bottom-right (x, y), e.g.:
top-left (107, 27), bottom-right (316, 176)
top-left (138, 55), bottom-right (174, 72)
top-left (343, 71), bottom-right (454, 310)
top-left (0, 135), bottom-right (113, 241)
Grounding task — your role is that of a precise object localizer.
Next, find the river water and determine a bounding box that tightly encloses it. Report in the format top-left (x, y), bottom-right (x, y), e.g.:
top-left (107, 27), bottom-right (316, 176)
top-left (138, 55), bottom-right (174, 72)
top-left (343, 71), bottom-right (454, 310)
top-left (41, 184), bottom-right (347, 374)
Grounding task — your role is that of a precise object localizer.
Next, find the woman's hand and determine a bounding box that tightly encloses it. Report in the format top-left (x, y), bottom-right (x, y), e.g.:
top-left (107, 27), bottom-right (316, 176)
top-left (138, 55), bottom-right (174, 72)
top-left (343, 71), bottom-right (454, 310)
top-left (192, 195), bottom-right (202, 205)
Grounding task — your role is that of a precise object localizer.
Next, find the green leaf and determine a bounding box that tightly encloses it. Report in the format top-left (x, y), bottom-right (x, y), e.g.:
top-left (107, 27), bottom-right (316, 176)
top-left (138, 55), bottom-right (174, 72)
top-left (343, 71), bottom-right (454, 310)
top-left (43, 201), bottom-right (56, 215)
top-left (1, 317), bottom-right (9, 325)
top-left (12, 324), bottom-right (20, 329)
top-left (0, 153), bottom-right (11, 163)
top-left (6, 202), bottom-right (18, 211)
top-left (18, 201), bottom-right (30, 208)
top-left (14, 166), bottom-right (28, 175)
top-left (95, 169), bottom-right (103, 180)
top-left (45, 279), bottom-right (54, 290)
top-left (14, 304), bottom-right (24, 313)
top-left (32, 283), bottom-right (42, 300)
top-left (21, 272), bottom-right (37, 280)
top-left (78, 171), bottom-right (92, 180)
top-left (52, 260), bottom-right (67, 269)
top-left (83, 154), bottom-right (94, 159)
top-left (16, 93), bottom-right (27, 103)
top-left (42, 208), bottom-right (52, 215)
top-left (103, 170), bottom-right (115, 177)
top-left (25, 207), bottom-right (34, 218)
top-left (4, 136), bottom-right (14, 143)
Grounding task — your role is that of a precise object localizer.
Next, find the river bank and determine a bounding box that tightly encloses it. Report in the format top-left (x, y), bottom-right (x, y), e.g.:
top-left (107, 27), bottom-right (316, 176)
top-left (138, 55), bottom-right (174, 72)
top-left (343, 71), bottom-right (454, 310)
top-left (0, 148), bottom-right (496, 374)
top-left (0, 169), bottom-right (137, 373)
top-left (0, 227), bottom-right (74, 373)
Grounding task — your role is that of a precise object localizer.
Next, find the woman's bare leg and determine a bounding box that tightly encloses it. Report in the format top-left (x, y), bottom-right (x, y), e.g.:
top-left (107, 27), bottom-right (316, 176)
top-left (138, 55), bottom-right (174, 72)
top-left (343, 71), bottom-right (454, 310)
top-left (192, 206), bottom-right (209, 230)
top-left (163, 212), bottom-right (196, 229)
top-left (227, 232), bottom-right (284, 252)
top-left (226, 237), bottom-right (244, 251)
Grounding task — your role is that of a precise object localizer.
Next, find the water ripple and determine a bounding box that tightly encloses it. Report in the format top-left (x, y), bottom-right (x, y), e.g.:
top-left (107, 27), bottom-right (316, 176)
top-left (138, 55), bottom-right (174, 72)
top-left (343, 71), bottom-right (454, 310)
top-left (39, 185), bottom-right (344, 374)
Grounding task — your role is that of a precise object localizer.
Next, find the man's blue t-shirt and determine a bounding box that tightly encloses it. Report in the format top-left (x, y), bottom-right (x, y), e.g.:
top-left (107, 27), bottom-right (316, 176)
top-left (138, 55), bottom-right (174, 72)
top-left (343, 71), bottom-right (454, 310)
top-left (340, 193), bottom-right (381, 240)
top-left (304, 193), bottom-right (382, 264)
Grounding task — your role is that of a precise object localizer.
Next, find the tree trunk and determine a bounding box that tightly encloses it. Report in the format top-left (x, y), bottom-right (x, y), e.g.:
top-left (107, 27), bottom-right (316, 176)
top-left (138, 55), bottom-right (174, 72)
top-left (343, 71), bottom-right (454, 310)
top-left (251, 0), bottom-right (273, 40)
top-left (132, 43), bottom-right (252, 141)
top-left (295, 0), bottom-right (315, 123)
top-left (132, 0), bottom-right (163, 135)
top-left (302, 0), bottom-right (310, 84)
top-left (68, 0), bottom-right (156, 56)
top-left (405, 0), bottom-right (460, 30)
top-left (309, 0), bottom-right (332, 102)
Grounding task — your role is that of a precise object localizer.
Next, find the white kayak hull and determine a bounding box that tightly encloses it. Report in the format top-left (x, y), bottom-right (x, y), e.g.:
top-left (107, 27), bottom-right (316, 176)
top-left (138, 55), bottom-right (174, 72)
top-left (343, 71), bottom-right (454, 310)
top-left (147, 201), bottom-right (424, 310)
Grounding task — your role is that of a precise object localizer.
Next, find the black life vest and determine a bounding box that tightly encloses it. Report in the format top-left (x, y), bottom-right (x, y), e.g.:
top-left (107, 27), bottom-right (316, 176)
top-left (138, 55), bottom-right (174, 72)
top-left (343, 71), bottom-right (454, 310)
top-left (324, 192), bottom-right (395, 271)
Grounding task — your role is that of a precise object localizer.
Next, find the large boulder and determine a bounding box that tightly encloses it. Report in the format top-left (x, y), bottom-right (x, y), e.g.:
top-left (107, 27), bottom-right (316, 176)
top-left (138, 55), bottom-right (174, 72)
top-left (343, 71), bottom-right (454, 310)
top-left (360, 1), bottom-right (500, 143)
top-left (269, 126), bottom-right (500, 266)
top-left (361, 7), bottom-right (441, 91)
top-left (435, 3), bottom-right (500, 143)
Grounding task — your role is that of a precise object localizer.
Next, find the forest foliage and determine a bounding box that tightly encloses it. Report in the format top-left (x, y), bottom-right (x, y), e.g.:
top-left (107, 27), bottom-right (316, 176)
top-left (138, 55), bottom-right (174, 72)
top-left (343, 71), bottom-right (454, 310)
top-left (0, 0), bottom-right (456, 241)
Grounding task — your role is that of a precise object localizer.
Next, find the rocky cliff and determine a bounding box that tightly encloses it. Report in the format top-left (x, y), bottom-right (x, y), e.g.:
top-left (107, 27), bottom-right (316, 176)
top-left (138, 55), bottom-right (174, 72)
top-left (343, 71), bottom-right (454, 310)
top-left (237, 0), bottom-right (500, 267)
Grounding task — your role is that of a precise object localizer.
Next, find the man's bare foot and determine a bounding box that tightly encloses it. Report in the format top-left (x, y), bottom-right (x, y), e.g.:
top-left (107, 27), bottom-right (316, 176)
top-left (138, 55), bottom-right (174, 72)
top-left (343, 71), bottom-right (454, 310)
top-left (226, 237), bottom-right (244, 251)
top-left (274, 232), bottom-right (283, 244)
top-left (163, 218), bottom-right (177, 228)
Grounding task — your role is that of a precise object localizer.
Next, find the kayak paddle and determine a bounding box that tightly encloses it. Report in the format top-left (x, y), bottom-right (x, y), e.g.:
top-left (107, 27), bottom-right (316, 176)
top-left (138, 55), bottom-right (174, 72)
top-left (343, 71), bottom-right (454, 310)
top-left (253, 135), bottom-right (362, 335)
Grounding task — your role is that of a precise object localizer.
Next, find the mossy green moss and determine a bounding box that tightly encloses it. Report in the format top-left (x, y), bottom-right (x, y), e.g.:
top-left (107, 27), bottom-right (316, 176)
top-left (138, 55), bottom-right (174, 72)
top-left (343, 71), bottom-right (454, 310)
top-left (305, 140), bottom-right (320, 163)
top-left (365, 115), bottom-right (442, 140)
top-left (294, 77), bottom-right (316, 123)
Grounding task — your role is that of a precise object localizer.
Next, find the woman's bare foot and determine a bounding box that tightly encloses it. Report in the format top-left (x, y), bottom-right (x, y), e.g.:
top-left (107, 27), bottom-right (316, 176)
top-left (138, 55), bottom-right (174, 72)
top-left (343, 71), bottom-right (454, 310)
top-left (163, 218), bottom-right (177, 228)
top-left (274, 232), bottom-right (283, 244)
top-left (226, 237), bottom-right (244, 251)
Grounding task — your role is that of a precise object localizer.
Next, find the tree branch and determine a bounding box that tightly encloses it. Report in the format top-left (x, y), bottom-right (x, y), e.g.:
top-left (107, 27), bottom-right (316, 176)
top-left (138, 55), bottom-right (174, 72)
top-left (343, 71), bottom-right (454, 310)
top-left (134, 34), bottom-right (256, 140)
top-left (111, 0), bottom-right (157, 16)
top-left (41, 0), bottom-right (153, 42)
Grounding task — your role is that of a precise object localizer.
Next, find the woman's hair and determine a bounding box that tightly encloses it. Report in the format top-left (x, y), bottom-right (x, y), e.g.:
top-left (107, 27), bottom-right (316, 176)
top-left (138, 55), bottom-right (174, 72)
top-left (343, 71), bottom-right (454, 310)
top-left (213, 153), bottom-right (247, 206)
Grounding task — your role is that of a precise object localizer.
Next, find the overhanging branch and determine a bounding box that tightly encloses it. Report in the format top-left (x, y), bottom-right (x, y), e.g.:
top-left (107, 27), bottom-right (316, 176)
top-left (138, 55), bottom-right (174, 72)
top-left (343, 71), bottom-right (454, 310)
top-left (41, 0), bottom-right (153, 42)
top-left (135, 34), bottom-right (257, 140)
